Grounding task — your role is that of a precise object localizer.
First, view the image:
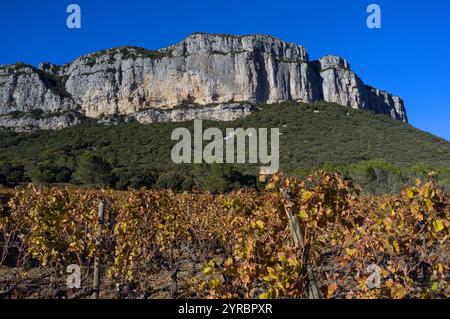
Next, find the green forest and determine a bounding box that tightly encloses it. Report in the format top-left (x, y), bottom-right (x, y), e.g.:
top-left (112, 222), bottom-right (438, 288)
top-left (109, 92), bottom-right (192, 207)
top-left (1, 101), bottom-right (449, 194)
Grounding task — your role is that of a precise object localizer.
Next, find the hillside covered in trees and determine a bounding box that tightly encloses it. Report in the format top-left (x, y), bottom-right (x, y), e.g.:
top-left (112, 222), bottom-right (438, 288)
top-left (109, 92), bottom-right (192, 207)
top-left (0, 102), bottom-right (449, 194)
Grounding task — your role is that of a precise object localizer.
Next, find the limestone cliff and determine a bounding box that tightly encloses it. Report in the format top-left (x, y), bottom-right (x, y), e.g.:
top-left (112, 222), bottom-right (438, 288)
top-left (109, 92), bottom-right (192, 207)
top-left (0, 33), bottom-right (407, 130)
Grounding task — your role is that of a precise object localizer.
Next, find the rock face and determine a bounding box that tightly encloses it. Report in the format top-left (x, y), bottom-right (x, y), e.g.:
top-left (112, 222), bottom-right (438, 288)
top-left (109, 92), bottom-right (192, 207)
top-left (0, 33), bottom-right (407, 130)
top-left (0, 64), bottom-right (74, 115)
top-left (96, 103), bottom-right (255, 126)
top-left (0, 112), bottom-right (83, 132)
top-left (134, 103), bottom-right (255, 124)
top-left (317, 56), bottom-right (406, 121)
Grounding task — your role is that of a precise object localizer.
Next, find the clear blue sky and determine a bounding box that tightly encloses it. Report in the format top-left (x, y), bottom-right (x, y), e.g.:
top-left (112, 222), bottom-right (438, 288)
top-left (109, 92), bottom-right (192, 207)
top-left (1, 0), bottom-right (449, 140)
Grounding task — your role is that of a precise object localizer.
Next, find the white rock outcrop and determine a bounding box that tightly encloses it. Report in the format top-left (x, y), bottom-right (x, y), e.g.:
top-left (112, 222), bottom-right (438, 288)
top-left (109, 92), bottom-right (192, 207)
top-left (0, 112), bottom-right (82, 132)
top-left (134, 103), bottom-right (255, 124)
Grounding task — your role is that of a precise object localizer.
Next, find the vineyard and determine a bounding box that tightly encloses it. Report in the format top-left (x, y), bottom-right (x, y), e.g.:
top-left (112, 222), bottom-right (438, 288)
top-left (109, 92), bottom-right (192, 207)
top-left (0, 172), bottom-right (448, 299)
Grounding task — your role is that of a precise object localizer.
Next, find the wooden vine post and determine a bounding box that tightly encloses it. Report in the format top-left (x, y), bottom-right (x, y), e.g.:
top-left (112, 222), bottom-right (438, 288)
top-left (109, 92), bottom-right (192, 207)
top-left (280, 188), bottom-right (321, 299)
top-left (92, 199), bottom-right (105, 299)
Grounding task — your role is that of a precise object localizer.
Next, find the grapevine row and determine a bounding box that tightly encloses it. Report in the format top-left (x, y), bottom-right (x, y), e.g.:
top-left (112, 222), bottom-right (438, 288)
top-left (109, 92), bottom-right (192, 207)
top-left (0, 172), bottom-right (448, 298)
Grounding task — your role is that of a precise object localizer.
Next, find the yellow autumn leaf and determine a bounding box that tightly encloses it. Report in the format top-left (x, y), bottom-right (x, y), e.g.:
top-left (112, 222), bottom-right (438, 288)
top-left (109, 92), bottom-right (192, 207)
top-left (203, 266), bottom-right (214, 275)
top-left (327, 283), bottom-right (338, 298)
top-left (245, 240), bottom-right (253, 258)
top-left (287, 256), bottom-right (298, 267)
top-left (298, 210), bottom-right (309, 220)
top-left (209, 278), bottom-right (221, 287)
top-left (259, 292), bottom-right (270, 299)
top-left (224, 257), bottom-right (233, 267)
top-left (265, 182), bottom-right (275, 190)
top-left (433, 219), bottom-right (444, 232)
top-left (127, 270), bottom-right (133, 280)
top-left (431, 282), bottom-right (439, 291)
top-left (256, 220), bottom-right (265, 230)
top-left (393, 241), bottom-right (400, 253)
top-left (277, 252), bottom-right (287, 262)
top-left (405, 189), bottom-right (414, 199)
top-left (383, 217), bottom-right (393, 230)
top-left (345, 247), bottom-right (356, 256)
top-left (302, 191), bottom-right (314, 201)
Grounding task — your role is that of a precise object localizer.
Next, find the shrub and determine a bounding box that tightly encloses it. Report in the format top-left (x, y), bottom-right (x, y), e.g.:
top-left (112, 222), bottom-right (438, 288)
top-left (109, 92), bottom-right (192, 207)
top-left (0, 173), bottom-right (7, 186)
top-left (72, 153), bottom-right (113, 187)
top-left (155, 171), bottom-right (187, 191)
top-left (114, 168), bottom-right (158, 190)
top-left (30, 164), bottom-right (72, 184)
top-left (193, 164), bottom-right (243, 193)
top-left (0, 162), bottom-right (27, 184)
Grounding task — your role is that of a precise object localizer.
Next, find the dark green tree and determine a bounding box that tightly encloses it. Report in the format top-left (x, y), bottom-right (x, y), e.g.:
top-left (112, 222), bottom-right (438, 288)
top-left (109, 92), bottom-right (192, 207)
top-left (30, 164), bottom-right (72, 184)
top-left (193, 163), bottom-right (243, 193)
top-left (155, 171), bottom-right (187, 191)
top-left (0, 162), bottom-right (27, 184)
top-left (73, 153), bottom-right (113, 186)
top-left (114, 168), bottom-right (158, 190)
top-left (0, 173), bottom-right (7, 186)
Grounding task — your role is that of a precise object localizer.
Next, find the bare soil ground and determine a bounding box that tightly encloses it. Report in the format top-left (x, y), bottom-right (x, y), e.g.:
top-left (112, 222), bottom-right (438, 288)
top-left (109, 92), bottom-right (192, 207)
top-left (0, 262), bottom-right (202, 299)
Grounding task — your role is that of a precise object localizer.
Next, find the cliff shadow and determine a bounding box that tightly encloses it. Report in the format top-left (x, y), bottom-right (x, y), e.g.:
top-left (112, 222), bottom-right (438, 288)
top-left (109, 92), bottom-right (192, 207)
top-left (253, 49), bottom-right (270, 104)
